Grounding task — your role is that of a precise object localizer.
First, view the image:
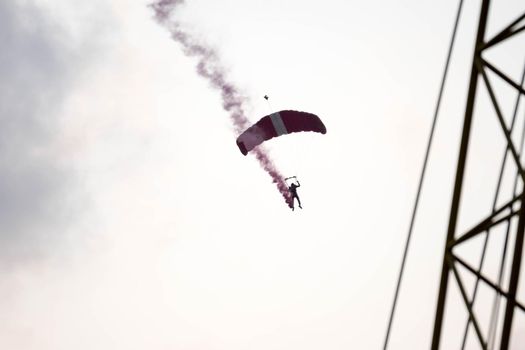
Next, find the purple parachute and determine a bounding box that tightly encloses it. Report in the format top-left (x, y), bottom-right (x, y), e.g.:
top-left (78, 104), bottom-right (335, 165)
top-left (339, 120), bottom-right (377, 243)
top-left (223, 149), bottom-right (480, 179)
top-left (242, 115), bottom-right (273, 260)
top-left (236, 110), bottom-right (326, 155)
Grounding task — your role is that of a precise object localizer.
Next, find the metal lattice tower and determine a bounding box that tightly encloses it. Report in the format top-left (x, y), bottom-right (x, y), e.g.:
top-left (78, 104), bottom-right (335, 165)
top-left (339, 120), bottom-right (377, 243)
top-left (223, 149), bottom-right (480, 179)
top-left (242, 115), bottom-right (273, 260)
top-left (431, 1), bottom-right (525, 349)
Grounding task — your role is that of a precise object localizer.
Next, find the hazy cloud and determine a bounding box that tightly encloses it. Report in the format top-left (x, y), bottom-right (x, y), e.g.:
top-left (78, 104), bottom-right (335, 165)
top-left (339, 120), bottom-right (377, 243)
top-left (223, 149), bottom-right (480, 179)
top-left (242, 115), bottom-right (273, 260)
top-left (0, 1), bottom-right (102, 265)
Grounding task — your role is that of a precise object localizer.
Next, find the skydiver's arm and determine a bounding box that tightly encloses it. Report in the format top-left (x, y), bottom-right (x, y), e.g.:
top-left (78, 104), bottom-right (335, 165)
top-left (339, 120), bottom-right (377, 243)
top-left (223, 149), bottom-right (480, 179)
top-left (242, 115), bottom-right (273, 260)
top-left (296, 181), bottom-right (300, 187)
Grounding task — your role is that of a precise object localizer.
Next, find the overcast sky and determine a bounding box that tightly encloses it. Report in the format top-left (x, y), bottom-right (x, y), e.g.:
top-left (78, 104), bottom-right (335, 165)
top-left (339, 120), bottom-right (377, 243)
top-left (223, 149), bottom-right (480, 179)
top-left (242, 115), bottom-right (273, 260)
top-left (1, 0), bottom-right (525, 349)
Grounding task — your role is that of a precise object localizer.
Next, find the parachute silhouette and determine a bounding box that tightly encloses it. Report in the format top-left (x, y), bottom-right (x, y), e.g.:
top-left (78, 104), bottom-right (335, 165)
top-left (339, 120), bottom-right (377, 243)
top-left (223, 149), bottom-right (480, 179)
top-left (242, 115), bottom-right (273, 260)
top-left (236, 110), bottom-right (326, 155)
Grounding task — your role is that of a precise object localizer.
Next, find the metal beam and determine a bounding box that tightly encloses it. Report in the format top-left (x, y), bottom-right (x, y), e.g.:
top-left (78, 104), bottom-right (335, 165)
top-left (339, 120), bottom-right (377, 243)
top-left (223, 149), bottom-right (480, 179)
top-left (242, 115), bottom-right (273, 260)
top-left (482, 59), bottom-right (525, 96)
top-left (459, 63), bottom-right (525, 350)
top-left (431, 1), bottom-right (491, 348)
top-left (451, 208), bottom-right (519, 247)
top-left (450, 194), bottom-right (521, 247)
top-left (479, 64), bottom-right (525, 181)
top-left (482, 12), bottom-right (525, 50)
top-left (452, 253), bottom-right (525, 313)
top-left (500, 190), bottom-right (525, 349)
top-left (449, 256), bottom-right (487, 349)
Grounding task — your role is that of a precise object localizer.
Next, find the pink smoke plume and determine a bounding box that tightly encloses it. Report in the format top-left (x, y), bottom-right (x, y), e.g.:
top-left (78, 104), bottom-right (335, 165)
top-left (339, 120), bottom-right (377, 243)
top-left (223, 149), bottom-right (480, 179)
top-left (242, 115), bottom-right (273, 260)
top-left (150, 0), bottom-right (293, 207)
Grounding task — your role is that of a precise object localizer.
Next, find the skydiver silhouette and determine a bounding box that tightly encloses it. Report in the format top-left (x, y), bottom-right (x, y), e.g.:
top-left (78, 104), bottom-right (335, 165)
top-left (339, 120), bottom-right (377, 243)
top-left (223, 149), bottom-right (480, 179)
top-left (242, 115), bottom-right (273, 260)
top-left (288, 179), bottom-right (302, 210)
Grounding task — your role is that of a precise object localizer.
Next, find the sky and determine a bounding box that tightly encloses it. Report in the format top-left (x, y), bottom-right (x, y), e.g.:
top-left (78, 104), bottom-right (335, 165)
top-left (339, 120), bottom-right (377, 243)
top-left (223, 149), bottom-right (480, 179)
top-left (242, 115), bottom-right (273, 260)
top-left (0, 0), bottom-right (524, 349)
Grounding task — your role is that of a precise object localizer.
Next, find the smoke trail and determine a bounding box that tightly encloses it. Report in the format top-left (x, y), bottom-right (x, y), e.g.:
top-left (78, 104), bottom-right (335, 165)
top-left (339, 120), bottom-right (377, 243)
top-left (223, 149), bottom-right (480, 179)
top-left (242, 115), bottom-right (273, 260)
top-left (150, 0), bottom-right (293, 207)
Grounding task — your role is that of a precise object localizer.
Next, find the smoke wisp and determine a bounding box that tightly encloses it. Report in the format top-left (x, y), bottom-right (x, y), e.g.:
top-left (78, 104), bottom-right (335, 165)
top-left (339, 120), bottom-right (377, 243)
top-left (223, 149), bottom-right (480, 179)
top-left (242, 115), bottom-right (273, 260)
top-left (150, 0), bottom-right (292, 207)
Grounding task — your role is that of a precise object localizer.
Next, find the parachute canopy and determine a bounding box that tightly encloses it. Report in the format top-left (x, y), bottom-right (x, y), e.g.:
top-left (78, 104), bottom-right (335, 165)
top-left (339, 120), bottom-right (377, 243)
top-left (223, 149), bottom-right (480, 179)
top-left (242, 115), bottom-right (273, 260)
top-left (236, 110), bottom-right (326, 155)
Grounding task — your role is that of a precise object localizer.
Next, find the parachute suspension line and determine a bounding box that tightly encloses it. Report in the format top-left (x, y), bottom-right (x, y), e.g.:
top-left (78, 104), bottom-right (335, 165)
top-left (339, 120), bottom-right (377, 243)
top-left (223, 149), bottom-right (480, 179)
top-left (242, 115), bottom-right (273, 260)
top-left (382, 0), bottom-right (464, 349)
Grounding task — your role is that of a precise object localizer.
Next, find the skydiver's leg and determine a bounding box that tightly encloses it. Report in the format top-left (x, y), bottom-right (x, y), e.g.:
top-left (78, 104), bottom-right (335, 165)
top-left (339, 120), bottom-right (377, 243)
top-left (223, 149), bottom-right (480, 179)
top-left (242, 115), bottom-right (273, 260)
top-left (296, 195), bottom-right (302, 209)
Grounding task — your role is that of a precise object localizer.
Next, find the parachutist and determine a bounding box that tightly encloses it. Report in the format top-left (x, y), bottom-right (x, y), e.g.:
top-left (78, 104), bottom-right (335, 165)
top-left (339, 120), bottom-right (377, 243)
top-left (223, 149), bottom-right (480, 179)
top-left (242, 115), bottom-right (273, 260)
top-left (288, 179), bottom-right (302, 211)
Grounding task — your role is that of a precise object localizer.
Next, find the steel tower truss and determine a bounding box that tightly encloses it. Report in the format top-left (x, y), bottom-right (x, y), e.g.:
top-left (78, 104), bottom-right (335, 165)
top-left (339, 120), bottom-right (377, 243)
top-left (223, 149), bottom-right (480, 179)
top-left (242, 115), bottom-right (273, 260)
top-left (431, 1), bottom-right (525, 349)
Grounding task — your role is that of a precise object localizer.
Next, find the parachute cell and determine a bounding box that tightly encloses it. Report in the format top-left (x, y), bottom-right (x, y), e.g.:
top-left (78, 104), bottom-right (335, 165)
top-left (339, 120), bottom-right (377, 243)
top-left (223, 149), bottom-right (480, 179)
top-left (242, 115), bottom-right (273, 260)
top-left (236, 110), bottom-right (326, 155)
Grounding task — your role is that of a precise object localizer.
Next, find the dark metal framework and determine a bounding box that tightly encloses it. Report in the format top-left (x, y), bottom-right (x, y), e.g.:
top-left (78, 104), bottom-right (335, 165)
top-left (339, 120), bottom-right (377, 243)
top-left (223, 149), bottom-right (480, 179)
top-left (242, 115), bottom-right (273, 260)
top-left (431, 1), bottom-right (525, 349)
